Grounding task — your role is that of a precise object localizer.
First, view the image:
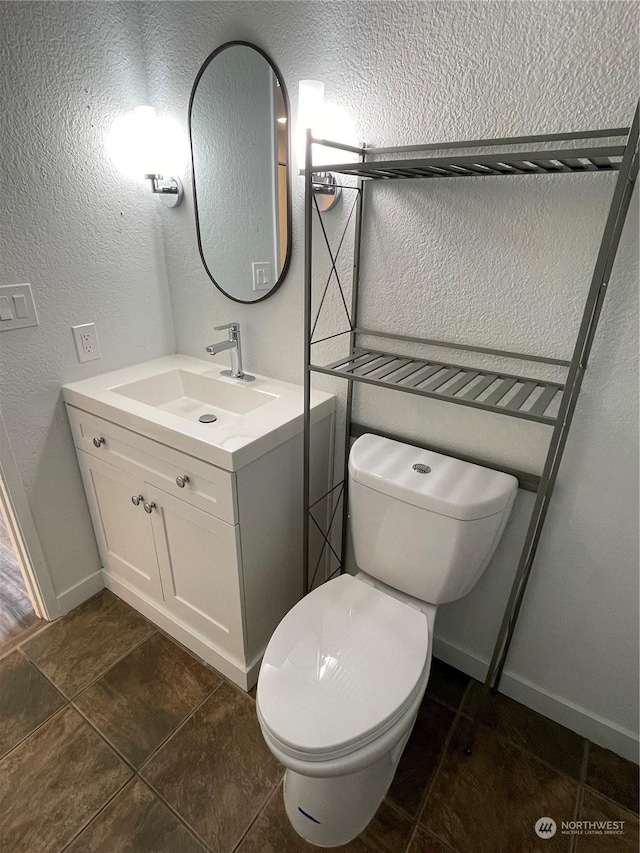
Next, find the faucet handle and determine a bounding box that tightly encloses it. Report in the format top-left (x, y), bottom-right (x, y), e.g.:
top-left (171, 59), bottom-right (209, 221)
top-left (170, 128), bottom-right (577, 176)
top-left (214, 322), bottom-right (239, 332)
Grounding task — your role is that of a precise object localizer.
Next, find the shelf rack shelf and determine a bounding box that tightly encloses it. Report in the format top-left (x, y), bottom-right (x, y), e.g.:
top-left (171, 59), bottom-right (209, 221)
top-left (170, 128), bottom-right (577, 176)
top-left (321, 146), bottom-right (626, 180)
top-left (302, 105), bottom-right (639, 751)
top-left (313, 126), bottom-right (629, 181)
top-left (312, 344), bottom-right (565, 426)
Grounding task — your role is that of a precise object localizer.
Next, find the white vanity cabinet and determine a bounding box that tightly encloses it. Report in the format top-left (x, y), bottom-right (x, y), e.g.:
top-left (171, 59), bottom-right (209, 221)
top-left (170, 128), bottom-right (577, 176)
top-left (66, 393), bottom-right (334, 690)
top-left (75, 447), bottom-right (245, 663)
top-left (76, 452), bottom-right (165, 602)
top-left (148, 486), bottom-right (245, 659)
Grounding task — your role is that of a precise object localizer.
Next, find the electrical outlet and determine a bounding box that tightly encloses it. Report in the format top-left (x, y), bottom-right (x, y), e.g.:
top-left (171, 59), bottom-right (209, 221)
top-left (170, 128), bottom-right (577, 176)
top-left (252, 261), bottom-right (272, 292)
top-left (72, 323), bottom-right (101, 363)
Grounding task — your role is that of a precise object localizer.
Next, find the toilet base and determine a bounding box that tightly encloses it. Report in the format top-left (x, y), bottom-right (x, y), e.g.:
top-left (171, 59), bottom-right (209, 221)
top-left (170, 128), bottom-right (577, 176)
top-left (282, 725), bottom-right (413, 848)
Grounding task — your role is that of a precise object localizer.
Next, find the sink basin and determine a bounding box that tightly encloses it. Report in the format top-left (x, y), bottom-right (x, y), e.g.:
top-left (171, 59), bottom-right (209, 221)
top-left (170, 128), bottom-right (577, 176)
top-left (113, 368), bottom-right (277, 418)
top-left (62, 355), bottom-right (335, 471)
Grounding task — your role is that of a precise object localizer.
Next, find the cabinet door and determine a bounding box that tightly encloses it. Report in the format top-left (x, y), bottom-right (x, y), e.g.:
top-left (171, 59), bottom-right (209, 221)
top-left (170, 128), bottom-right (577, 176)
top-left (77, 451), bottom-right (164, 600)
top-left (147, 486), bottom-right (245, 661)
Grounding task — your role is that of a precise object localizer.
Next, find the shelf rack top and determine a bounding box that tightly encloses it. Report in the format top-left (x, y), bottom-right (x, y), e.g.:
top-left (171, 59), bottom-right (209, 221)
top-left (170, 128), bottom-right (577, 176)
top-left (309, 127), bottom-right (630, 180)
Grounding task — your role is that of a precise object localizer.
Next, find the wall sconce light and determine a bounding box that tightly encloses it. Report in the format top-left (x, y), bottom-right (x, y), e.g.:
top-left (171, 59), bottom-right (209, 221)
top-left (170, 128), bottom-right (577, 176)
top-left (297, 80), bottom-right (341, 212)
top-left (106, 106), bottom-right (187, 208)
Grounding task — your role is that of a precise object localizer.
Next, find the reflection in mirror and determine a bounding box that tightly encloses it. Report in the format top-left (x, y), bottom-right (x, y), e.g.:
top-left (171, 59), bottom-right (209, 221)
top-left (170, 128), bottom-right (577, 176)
top-left (189, 42), bottom-right (291, 303)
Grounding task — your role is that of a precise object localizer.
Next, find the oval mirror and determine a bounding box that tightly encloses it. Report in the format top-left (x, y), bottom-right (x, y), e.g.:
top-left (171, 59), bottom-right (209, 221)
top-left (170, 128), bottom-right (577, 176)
top-left (189, 42), bottom-right (291, 303)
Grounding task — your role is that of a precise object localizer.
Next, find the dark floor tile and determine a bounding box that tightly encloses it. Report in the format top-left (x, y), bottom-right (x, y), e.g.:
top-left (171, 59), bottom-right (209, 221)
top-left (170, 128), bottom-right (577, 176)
top-left (64, 777), bottom-right (207, 853)
top-left (360, 800), bottom-right (415, 852)
top-left (0, 618), bottom-right (45, 657)
top-left (0, 650), bottom-right (65, 757)
top-left (425, 659), bottom-right (470, 710)
top-left (141, 681), bottom-right (282, 853)
top-left (74, 632), bottom-right (221, 766)
top-left (23, 590), bottom-right (153, 697)
top-left (420, 717), bottom-right (578, 852)
top-left (585, 743), bottom-right (639, 814)
top-left (386, 695), bottom-right (455, 819)
top-left (0, 706), bottom-right (131, 853)
top-left (575, 789), bottom-right (639, 852)
top-left (462, 681), bottom-right (586, 779)
top-left (408, 827), bottom-right (458, 852)
top-left (236, 784), bottom-right (412, 852)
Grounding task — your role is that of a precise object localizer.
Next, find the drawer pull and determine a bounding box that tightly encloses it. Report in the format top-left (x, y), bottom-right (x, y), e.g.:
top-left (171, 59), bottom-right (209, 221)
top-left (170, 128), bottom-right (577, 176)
top-left (143, 502), bottom-right (156, 514)
top-left (93, 437), bottom-right (106, 448)
top-left (176, 475), bottom-right (190, 488)
top-left (131, 494), bottom-right (144, 507)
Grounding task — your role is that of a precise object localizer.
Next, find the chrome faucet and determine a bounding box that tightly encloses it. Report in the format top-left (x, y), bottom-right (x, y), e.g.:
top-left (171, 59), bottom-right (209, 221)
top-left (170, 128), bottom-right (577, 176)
top-left (205, 322), bottom-right (254, 382)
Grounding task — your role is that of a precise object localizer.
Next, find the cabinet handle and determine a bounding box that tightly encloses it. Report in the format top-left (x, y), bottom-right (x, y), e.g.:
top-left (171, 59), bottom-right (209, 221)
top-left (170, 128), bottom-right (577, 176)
top-left (131, 494), bottom-right (144, 506)
top-left (175, 475), bottom-right (190, 488)
top-left (143, 502), bottom-right (156, 514)
top-left (93, 437), bottom-right (106, 448)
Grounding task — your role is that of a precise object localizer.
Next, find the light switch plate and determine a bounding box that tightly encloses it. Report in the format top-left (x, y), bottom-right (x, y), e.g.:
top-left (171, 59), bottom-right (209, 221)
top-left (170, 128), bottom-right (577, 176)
top-left (0, 283), bottom-right (39, 332)
top-left (252, 261), bottom-right (272, 292)
top-left (72, 323), bottom-right (101, 363)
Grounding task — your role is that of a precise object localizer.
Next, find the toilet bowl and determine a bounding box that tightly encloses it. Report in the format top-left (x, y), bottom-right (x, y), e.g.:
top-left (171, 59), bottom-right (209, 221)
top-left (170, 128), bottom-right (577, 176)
top-left (257, 434), bottom-right (518, 847)
top-left (257, 572), bottom-right (435, 847)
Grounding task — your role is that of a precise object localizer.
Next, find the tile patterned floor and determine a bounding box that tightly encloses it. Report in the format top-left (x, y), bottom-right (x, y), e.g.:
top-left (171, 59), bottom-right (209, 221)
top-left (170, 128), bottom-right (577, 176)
top-left (0, 589), bottom-right (637, 853)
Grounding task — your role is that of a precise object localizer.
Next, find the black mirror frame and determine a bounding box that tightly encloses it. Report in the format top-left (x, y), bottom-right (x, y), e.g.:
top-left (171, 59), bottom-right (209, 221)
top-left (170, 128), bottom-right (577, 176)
top-left (188, 41), bottom-right (292, 305)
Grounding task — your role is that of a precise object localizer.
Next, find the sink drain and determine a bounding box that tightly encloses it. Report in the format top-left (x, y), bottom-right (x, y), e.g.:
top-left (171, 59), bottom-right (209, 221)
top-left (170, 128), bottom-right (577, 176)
top-left (199, 413), bottom-right (218, 424)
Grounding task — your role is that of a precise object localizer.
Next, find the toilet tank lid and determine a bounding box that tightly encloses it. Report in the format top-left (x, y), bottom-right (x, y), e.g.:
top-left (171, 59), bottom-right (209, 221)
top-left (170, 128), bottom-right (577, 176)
top-left (349, 434), bottom-right (518, 521)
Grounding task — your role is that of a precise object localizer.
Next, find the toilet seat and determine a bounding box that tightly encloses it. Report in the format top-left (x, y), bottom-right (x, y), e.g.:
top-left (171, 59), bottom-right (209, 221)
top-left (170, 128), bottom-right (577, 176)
top-left (257, 574), bottom-right (429, 762)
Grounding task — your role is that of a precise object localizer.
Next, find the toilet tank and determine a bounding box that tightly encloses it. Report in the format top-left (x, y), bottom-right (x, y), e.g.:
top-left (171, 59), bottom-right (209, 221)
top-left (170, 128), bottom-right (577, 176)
top-left (348, 434), bottom-right (518, 604)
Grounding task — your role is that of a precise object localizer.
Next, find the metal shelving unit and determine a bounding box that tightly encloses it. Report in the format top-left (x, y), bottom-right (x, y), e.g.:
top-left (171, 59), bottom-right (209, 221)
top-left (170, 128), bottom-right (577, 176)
top-left (302, 106), bottom-right (638, 748)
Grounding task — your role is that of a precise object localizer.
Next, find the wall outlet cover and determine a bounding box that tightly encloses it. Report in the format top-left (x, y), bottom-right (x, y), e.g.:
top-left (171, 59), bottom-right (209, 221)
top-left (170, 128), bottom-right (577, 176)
top-left (72, 323), bottom-right (101, 363)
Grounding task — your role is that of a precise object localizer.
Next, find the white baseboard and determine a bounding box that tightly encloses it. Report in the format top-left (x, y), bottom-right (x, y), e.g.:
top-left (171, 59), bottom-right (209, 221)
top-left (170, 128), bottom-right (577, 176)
top-left (432, 637), bottom-right (639, 765)
top-left (56, 570), bottom-right (104, 615)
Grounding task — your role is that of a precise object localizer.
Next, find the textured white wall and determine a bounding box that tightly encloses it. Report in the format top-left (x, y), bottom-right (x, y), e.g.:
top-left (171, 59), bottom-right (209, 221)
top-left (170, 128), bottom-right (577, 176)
top-left (141, 1), bottom-right (639, 754)
top-left (0, 2), bottom-right (176, 599)
top-left (0, 0), bottom-right (636, 757)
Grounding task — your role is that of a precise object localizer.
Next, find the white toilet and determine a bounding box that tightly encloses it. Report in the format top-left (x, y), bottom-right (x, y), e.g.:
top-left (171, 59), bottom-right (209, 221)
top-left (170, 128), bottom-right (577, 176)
top-left (256, 433), bottom-right (517, 847)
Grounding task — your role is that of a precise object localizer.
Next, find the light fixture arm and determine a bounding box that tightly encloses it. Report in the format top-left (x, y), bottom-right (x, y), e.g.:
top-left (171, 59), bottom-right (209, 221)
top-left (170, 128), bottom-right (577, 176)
top-left (144, 174), bottom-right (184, 208)
top-left (312, 171), bottom-right (341, 200)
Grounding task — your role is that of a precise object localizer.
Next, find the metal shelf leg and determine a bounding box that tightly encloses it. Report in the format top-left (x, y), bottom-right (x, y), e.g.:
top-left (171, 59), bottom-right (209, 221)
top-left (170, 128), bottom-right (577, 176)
top-left (464, 105), bottom-right (639, 755)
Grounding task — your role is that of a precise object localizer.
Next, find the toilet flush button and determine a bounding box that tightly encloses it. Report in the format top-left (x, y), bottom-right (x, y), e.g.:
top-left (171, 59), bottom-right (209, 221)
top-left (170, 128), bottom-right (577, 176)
top-left (412, 463), bottom-right (431, 474)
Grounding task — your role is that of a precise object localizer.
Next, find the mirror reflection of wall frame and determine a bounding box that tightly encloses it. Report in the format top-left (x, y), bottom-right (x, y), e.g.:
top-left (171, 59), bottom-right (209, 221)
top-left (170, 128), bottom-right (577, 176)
top-left (189, 41), bottom-right (292, 304)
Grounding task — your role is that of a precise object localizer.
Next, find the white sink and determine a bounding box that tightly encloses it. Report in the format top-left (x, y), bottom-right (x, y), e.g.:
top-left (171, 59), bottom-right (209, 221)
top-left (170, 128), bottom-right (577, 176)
top-left (113, 368), bottom-right (277, 418)
top-left (63, 355), bottom-right (335, 471)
